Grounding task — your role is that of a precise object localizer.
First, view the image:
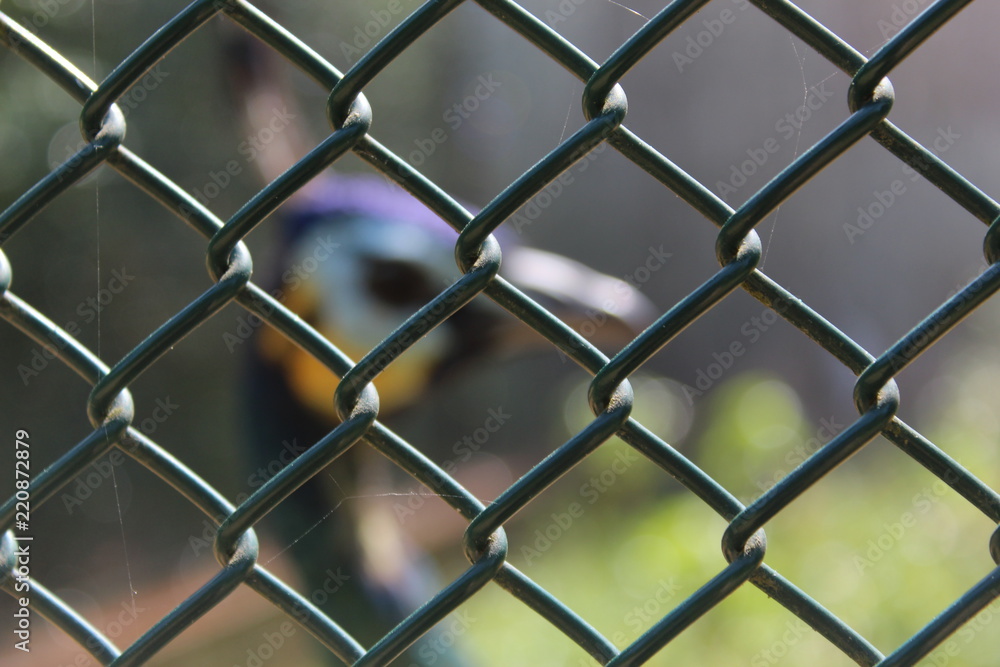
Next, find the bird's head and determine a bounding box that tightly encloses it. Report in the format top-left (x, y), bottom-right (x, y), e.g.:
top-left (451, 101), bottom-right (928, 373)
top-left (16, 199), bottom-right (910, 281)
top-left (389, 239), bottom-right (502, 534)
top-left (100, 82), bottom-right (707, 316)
top-left (255, 174), bottom-right (658, 422)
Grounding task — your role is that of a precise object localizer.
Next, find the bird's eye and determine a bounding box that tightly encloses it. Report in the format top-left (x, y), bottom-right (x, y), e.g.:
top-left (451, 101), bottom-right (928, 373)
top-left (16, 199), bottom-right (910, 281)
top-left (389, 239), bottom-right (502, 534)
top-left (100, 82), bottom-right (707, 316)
top-left (364, 257), bottom-right (437, 307)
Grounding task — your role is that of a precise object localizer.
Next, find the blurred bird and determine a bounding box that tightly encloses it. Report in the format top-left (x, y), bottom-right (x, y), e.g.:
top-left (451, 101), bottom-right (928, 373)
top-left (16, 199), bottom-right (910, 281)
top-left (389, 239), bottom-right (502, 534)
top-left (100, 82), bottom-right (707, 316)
top-left (242, 172), bottom-right (657, 665)
top-left (224, 31), bottom-right (657, 666)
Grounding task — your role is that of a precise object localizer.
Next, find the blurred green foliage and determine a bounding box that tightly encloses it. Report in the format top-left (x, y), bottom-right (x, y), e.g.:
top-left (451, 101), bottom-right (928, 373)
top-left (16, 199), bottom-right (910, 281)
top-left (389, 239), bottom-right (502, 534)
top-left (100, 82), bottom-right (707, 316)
top-left (459, 366), bottom-right (999, 666)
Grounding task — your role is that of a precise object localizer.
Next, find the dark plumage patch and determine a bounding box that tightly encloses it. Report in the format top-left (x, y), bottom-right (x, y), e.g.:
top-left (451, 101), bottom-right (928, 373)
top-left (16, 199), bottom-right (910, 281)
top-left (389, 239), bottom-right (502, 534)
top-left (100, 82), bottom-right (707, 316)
top-left (363, 257), bottom-right (439, 308)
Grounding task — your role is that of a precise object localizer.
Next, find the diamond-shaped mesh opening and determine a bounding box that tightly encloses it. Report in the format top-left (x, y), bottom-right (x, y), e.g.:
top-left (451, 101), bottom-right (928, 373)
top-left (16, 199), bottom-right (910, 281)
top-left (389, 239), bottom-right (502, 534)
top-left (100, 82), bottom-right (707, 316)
top-left (3, 1), bottom-right (1000, 666)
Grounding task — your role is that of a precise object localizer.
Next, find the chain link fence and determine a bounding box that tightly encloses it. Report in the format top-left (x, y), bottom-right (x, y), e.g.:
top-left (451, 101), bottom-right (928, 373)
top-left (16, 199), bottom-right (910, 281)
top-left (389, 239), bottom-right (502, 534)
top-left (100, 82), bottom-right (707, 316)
top-left (2, 0), bottom-right (1000, 665)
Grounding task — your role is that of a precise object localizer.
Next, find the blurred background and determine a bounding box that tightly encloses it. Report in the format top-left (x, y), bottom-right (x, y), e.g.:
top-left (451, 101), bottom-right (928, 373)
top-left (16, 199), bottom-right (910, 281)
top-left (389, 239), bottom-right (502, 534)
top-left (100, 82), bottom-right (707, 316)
top-left (1, 0), bottom-right (999, 664)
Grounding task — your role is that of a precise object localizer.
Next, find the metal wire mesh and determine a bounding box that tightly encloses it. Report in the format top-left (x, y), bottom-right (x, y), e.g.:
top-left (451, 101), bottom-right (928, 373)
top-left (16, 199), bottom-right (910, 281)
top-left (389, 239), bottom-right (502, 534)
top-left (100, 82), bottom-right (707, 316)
top-left (2, 0), bottom-right (1000, 665)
